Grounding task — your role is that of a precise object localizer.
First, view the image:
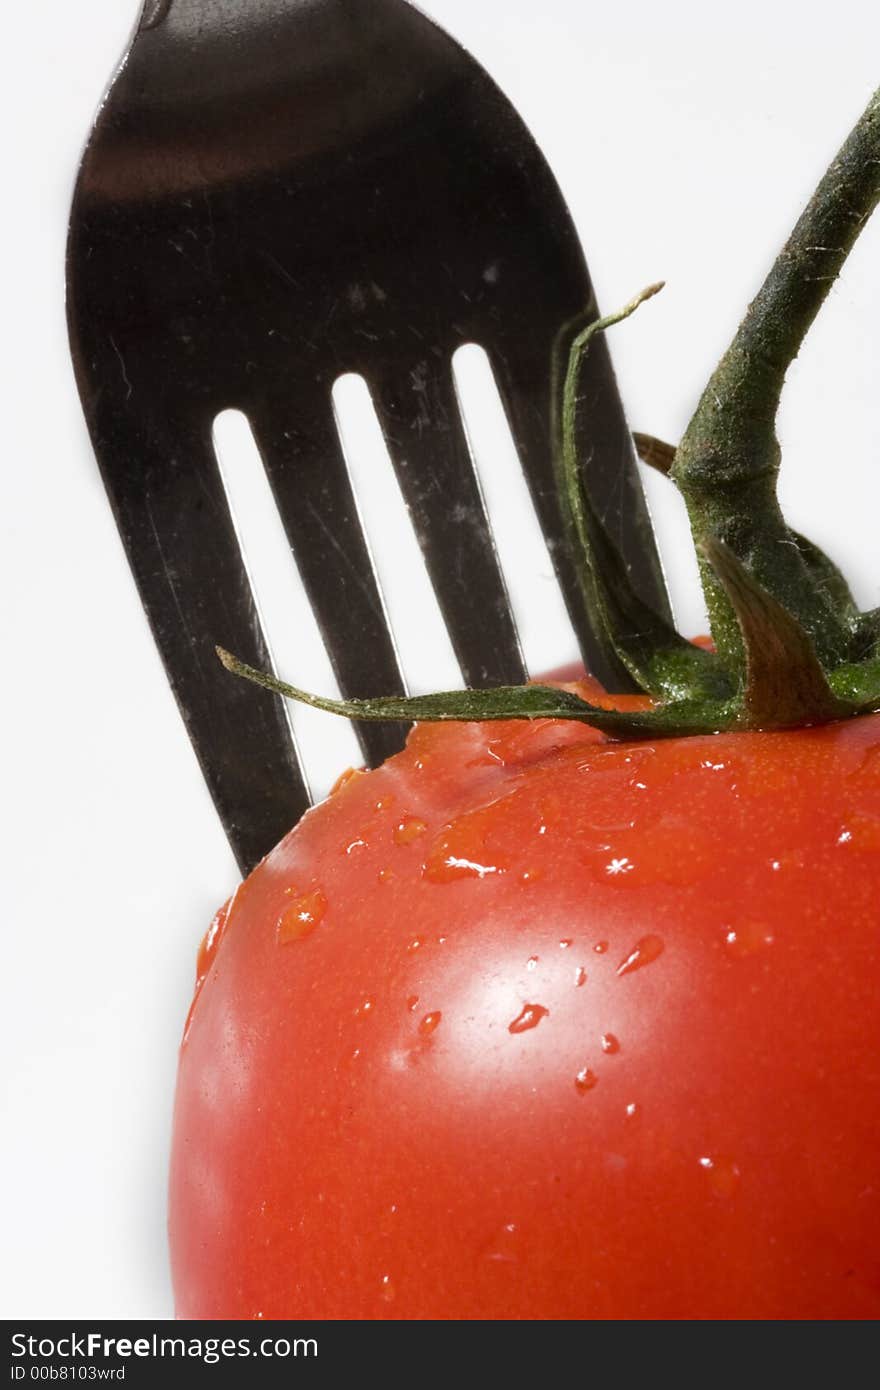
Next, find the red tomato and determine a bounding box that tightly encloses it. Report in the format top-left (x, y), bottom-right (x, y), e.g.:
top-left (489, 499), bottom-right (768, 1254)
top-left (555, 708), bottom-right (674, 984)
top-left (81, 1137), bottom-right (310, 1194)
top-left (169, 678), bottom-right (880, 1319)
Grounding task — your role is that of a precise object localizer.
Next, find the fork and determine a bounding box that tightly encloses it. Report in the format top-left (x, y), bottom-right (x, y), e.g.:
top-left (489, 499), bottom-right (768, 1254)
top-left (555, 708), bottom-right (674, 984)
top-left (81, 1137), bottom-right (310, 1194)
top-left (67, 0), bottom-right (670, 874)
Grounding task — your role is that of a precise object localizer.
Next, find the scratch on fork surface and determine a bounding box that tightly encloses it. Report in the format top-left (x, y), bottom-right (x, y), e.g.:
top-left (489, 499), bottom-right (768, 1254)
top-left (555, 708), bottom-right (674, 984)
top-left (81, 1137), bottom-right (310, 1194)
top-left (109, 336), bottom-right (132, 401)
top-left (144, 492), bottom-right (264, 685)
top-left (259, 248), bottom-right (301, 291)
top-left (144, 497), bottom-right (201, 669)
top-left (195, 464), bottom-right (223, 520)
top-left (168, 237), bottom-right (206, 274)
top-left (304, 498), bottom-right (383, 620)
top-left (201, 188), bottom-right (216, 259)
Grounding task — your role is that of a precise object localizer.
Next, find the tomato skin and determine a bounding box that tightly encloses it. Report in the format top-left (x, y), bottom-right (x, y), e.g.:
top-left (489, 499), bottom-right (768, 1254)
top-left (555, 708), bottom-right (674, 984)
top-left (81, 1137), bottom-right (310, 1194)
top-left (169, 692), bottom-right (880, 1320)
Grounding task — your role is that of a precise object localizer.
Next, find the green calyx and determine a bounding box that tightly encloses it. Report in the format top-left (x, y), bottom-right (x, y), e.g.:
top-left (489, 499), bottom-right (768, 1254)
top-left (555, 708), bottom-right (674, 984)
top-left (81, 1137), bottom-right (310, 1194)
top-left (221, 86), bottom-right (880, 742)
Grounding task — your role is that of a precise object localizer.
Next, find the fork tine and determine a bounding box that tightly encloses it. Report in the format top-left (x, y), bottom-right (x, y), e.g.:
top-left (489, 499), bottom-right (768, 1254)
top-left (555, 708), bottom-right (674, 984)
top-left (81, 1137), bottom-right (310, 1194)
top-left (85, 401), bottom-right (309, 874)
top-left (250, 393), bottom-right (409, 768)
top-left (490, 323), bottom-right (673, 691)
top-left (370, 359), bottom-right (527, 689)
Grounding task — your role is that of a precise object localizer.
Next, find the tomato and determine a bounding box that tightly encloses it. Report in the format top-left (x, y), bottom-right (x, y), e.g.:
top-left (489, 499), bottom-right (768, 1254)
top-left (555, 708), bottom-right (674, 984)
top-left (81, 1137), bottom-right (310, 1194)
top-left (168, 674), bottom-right (880, 1320)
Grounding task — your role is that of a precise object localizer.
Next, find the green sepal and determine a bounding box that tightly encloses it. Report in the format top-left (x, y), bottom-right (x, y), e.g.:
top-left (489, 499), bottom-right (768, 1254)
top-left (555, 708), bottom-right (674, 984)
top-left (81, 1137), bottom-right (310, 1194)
top-left (702, 537), bottom-right (853, 727)
top-left (218, 645), bottom-right (759, 741)
top-left (632, 433), bottom-right (676, 476)
top-left (217, 647), bottom-right (652, 736)
top-left (560, 292), bottom-right (732, 705)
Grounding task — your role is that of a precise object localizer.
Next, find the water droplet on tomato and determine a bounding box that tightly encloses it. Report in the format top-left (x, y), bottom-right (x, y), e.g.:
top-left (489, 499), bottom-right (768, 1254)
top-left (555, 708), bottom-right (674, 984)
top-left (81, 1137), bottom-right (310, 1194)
top-left (276, 888), bottom-right (327, 944)
top-left (519, 868), bottom-right (542, 885)
top-left (601, 1033), bottom-right (621, 1055)
top-left (378, 867), bottom-right (395, 884)
top-left (466, 738), bottom-right (507, 769)
top-left (699, 1154), bottom-right (742, 1197)
top-left (354, 998), bottom-right (375, 1019)
top-left (508, 1003), bottom-right (549, 1034)
top-left (475, 719), bottom-right (575, 770)
top-left (593, 941), bottom-right (609, 955)
top-left (606, 856), bottom-right (635, 877)
top-left (575, 967), bottom-right (588, 988)
top-left (406, 995), bottom-right (419, 1012)
top-left (424, 850), bottom-right (501, 882)
top-left (837, 811), bottom-right (880, 851)
top-left (625, 1102), bottom-right (639, 1119)
top-left (577, 744), bottom-right (657, 776)
top-left (329, 766), bottom-right (366, 796)
top-left (375, 1204), bottom-right (402, 1238)
top-left (196, 893), bottom-right (234, 980)
top-left (380, 1275), bottom-right (396, 1303)
top-left (407, 937), bottom-right (423, 952)
top-left (526, 955), bottom-right (539, 971)
top-left (424, 801), bottom-right (515, 882)
top-left (394, 816), bottom-right (428, 846)
top-left (559, 939), bottom-right (572, 950)
top-left (483, 1221), bottom-right (522, 1263)
top-left (418, 1011), bottom-right (442, 1036)
top-left (617, 934), bottom-right (664, 976)
top-left (724, 923), bottom-right (775, 958)
top-left (575, 1067), bottom-right (599, 1093)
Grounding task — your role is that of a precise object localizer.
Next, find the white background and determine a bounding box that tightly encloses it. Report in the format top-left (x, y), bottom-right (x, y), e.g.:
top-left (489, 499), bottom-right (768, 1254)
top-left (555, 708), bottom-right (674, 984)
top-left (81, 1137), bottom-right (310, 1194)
top-left (3, 0), bottom-right (879, 1318)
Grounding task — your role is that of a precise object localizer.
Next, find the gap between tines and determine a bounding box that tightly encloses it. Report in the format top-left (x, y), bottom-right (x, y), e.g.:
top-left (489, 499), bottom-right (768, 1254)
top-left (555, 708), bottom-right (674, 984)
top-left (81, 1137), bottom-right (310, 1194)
top-left (331, 372), bottom-right (463, 696)
top-left (451, 344), bottom-right (576, 679)
top-left (212, 408), bottom-right (363, 801)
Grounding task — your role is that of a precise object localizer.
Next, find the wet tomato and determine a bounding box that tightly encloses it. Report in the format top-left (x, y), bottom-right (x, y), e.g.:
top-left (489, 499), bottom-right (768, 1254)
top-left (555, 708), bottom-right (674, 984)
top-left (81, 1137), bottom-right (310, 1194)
top-left (169, 677), bottom-right (880, 1319)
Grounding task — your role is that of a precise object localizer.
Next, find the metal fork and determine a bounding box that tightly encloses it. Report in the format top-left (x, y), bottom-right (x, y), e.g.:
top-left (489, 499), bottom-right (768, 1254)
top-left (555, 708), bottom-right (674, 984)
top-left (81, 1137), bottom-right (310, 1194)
top-left (67, 0), bottom-right (669, 874)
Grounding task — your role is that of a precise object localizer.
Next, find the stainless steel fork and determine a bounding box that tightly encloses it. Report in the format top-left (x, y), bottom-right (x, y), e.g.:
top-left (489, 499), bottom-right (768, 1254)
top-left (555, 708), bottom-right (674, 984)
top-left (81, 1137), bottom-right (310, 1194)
top-left (67, 0), bottom-right (669, 873)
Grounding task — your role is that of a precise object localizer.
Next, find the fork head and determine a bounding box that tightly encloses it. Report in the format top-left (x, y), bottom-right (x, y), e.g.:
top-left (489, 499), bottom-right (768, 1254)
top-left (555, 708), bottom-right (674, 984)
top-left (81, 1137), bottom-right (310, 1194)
top-left (67, 0), bottom-right (669, 873)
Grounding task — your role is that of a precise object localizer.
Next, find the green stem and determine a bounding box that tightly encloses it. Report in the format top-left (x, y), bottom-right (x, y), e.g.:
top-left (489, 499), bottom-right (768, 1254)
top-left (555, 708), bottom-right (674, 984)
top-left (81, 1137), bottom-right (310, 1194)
top-left (671, 86), bottom-right (880, 674)
top-left (215, 647), bottom-right (680, 737)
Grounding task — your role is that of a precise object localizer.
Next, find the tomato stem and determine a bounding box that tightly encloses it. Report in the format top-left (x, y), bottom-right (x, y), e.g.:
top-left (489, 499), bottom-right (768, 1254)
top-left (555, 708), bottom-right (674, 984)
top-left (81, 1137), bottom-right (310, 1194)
top-left (671, 86), bottom-right (880, 673)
